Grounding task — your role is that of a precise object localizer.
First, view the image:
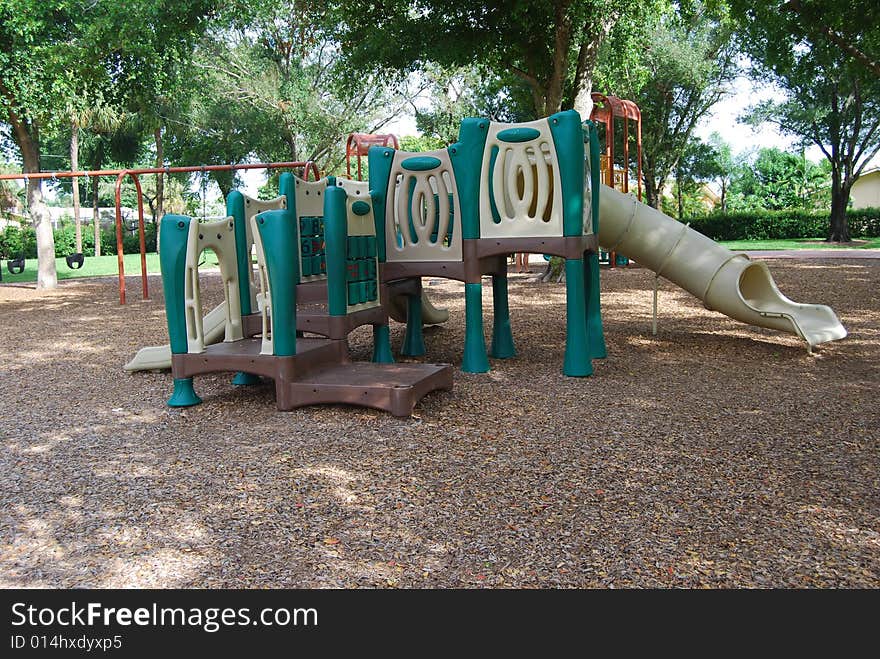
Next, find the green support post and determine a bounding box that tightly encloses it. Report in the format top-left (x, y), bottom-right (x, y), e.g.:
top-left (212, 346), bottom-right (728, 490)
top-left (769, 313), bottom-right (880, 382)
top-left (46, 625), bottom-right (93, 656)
top-left (449, 118), bottom-right (489, 240)
top-left (159, 214), bottom-right (203, 407)
top-left (368, 147), bottom-right (395, 262)
top-left (227, 190), bottom-right (252, 317)
top-left (226, 190), bottom-right (262, 386)
top-left (168, 378), bottom-right (202, 407)
top-left (372, 325), bottom-right (394, 364)
top-left (490, 273), bottom-right (516, 358)
top-left (254, 210), bottom-right (298, 356)
top-left (583, 120), bottom-right (606, 359)
top-left (324, 186), bottom-right (348, 316)
top-left (563, 258), bottom-right (592, 377)
top-left (548, 110), bottom-right (585, 237)
top-left (585, 252), bottom-right (607, 360)
top-left (401, 293), bottom-right (426, 356)
top-left (463, 282), bottom-right (489, 373)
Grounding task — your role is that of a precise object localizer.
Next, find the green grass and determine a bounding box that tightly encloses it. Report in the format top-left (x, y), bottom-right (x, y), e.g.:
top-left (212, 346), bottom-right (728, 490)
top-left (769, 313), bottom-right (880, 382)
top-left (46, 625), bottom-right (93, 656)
top-left (718, 237), bottom-right (880, 251)
top-left (0, 252), bottom-right (221, 284)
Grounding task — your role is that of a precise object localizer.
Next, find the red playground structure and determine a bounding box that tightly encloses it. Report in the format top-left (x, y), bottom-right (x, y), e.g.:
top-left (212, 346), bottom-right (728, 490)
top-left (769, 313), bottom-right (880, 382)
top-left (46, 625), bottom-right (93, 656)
top-left (346, 133), bottom-right (399, 181)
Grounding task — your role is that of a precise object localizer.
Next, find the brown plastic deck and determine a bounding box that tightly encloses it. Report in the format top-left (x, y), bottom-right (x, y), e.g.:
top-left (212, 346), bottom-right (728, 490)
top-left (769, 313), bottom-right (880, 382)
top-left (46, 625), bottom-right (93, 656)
top-left (172, 337), bottom-right (452, 416)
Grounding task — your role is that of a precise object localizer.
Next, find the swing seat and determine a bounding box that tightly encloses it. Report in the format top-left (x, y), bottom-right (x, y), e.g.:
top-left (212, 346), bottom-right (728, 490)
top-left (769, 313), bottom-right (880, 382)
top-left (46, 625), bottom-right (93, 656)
top-left (66, 252), bottom-right (85, 269)
top-left (7, 257), bottom-right (25, 274)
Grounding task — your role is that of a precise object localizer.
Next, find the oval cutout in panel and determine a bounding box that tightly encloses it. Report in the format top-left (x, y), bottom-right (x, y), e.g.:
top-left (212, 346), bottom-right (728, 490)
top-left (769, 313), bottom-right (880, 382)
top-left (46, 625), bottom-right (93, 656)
top-left (496, 127), bottom-right (541, 143)
top-left (351, 200), bottom-right (372, 216)
top-left (401, 156), bottom-right (442, 171)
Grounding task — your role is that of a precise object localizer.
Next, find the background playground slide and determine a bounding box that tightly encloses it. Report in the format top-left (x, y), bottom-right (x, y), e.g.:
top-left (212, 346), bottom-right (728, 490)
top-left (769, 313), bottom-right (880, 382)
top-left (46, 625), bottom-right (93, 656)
top-left (125, 291), bottom-right (450, 372)
top-left (387, 290), bottom-right (450, 326)
top-left (597, 184), bottom-right (847, 350)
top-left (124, 301), bottom-right (230, 371)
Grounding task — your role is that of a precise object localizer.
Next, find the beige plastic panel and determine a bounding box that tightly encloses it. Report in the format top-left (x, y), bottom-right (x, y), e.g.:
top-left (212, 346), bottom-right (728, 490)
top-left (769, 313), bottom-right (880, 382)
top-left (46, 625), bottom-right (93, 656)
top-left (183, 216), bottom-right (243, 354)
top-left (384, 150), bottom-right (462, 263)
top-left (479, 118), bottom-right (564, 239)
top-left (337, 179), bottom-right (382, 313)
top-left (242, 195), bottom-right (285, 311)
top-left (249, 215), bottom-right (275, 356)
top-left (597, 184), bottom-right (847, 350)
top-left (582, 152), bottom-right (594, 236)
top-left (294, 176), bottom-right (329, 282)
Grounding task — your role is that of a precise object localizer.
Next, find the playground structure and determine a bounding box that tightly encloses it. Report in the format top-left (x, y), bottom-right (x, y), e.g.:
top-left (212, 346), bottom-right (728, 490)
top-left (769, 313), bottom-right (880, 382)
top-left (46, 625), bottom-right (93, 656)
top-left (129, 109), bottom-right (846, 415)
top-left (346, 133), bottom-right (399, 181)
top-left (590, 92), bottom-right (642, 267)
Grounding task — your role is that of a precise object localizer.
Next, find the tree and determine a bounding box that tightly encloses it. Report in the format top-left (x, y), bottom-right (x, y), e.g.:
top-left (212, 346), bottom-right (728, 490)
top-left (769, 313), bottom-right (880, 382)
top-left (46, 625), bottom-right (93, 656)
top-left (617, 1), bottom-right (738, 209)
top-left (732, 0), bottom-right (880, 241)
top-left (0, 0), bottom-right (85, 288)
top-left (672, 137), bottom-right (721, 219)
top-left (337, 0), bottom-right (660, 120)
top-left (706, 132), bottom-right (734, 212)
top-left (727, 147), bottom-right (830, 212)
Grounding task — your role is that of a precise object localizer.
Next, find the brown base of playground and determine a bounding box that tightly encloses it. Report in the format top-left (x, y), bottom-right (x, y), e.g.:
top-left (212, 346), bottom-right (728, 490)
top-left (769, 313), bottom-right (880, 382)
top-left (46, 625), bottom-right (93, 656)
top-left (173, 335), bottom-right (453, 417)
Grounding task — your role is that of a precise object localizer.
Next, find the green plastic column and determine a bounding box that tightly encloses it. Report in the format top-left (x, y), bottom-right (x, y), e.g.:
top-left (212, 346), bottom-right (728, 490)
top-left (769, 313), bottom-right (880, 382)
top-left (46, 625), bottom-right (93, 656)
top-left (159, 214), bottom-right (202, 407)
top-left (449, 118), bottom-right (489, 239)
top-left (548, 109), bottom-right (585, 237)
top-left (372, 324), bottom-right (394, 364)
top-left (563, 258), bottom-right (592, 377)
top-left (490, 272), bottom-right (516, 358)
top-left (585, 253), bottom-right (607, 359)
top-left (324, 186), bottom-right (348, 316)
top-left (368, 146), bottom-right (395, 262)
top-left (227, 190), bottom-right (252, 317)
top-left (463, 282), bottom-right (489, 373)
top-left (168, 378), bottom-right (202, 407)
top-left (227, 190), bottom-right (261, 386)
top-left (254, 209), bottom-right (298, 356)
top-left (401, 293), bottom-right (426, 356)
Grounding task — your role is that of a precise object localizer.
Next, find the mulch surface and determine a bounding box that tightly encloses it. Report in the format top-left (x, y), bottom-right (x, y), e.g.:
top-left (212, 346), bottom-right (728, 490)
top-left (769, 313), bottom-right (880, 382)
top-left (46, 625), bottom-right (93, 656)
top-left (1, 259), bottom-right (878, 588)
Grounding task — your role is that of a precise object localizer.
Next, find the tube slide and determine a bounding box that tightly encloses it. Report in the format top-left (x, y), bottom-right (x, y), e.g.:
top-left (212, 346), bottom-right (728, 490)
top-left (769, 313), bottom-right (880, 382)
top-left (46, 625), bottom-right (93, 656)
top-left (597, 184), bottom-right (847, 350)
top-left (388, 290), bottom-right (450, 326)
top-left (124, 302), bottom-right (229, 372)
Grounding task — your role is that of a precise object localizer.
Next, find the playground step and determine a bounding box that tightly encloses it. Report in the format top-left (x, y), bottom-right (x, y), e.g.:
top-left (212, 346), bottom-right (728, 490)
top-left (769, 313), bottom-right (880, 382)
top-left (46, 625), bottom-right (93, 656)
top-left (171, 336), bottom-right (452, 416)
top-left (284, 361), bottom-right (453, 416)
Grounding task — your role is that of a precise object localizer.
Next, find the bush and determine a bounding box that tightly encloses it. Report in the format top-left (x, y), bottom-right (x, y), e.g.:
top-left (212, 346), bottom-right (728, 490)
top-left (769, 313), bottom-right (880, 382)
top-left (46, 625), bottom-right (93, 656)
top-left (687, 207), bottom-right (880, 241)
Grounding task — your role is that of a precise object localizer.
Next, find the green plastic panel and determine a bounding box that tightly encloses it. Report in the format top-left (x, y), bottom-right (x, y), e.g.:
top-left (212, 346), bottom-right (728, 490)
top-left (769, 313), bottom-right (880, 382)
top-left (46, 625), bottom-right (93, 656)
top-left (497, 127), bottom-right (541, 143)
top-left (254, 209), bottom-right (298, 356)
top-left (351, 200), bottom-right (371, 216)
top-left (159, 214), bottom-right (192, 355)
top-left (401, 156), bottom-right (442, 171)
top-left (368, 146), bottom-right (395, 262)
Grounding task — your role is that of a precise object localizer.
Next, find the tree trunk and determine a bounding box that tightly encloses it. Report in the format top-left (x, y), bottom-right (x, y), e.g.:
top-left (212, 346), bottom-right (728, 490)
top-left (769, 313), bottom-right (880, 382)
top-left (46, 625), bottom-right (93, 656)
top-left (644, 172), bottom-right (664, 210)
top-left (154, 126), bottom-right (164, 254)
top-left (70, 120), bottom-right (82, 253)
top-left (92, 143), bottom-right (103, 257)
top-left (676, 175), bottom-right (684, 220)
top-left (828, 182), bottom-right (852, 242)
top-left (9, 114), bottom-right (57, 289)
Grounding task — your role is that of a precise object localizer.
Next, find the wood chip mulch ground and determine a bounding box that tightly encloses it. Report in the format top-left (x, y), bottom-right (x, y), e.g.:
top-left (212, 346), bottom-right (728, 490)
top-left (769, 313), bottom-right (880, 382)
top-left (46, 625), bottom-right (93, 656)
top-left (1, 258), bottom-right (877, 588)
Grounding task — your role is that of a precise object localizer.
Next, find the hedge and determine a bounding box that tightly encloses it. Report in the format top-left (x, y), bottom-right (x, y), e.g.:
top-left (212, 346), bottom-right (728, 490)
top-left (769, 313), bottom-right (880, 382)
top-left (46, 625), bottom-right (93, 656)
top-left (0, 223), bottom-right (157, 259)
top-left (686, 207), bottom-right (880, 241)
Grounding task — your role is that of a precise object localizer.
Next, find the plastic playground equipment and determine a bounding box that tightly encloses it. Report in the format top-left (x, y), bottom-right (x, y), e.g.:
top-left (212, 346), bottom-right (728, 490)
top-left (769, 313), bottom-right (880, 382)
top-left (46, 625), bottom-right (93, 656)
top-left (131, 109), bottom-right (846, 415)
top-left (590, 92), bottom-right (643, 268)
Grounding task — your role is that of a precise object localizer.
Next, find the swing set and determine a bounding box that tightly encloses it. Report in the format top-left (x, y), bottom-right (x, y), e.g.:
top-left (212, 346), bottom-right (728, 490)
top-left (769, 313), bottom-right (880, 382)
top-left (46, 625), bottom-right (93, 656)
top-left (0, 161), bottom-right (320, 302)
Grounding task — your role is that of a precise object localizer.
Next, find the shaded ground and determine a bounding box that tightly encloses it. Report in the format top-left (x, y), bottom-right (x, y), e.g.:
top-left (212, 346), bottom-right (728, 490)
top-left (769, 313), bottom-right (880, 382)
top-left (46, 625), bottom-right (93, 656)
top-left (1, 259), bottom-right (877, 588)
